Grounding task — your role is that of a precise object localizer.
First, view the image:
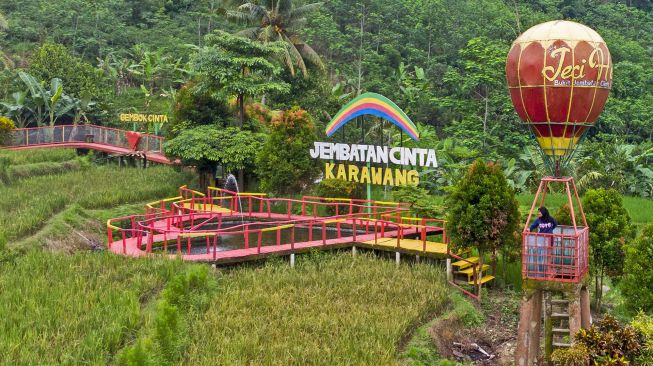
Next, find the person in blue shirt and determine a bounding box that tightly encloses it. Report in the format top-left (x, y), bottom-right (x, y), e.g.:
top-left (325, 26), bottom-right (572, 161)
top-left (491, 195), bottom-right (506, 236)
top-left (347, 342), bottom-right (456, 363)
top-left (528, 207), bottom-right (558, 277)
top-left (529, 206), bottom-right (557, 233)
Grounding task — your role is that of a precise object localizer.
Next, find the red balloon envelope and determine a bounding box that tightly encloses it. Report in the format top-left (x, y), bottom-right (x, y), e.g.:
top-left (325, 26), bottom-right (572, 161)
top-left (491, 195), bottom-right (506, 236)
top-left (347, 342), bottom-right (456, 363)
top-left (506, 20), bottom-right (612, 159)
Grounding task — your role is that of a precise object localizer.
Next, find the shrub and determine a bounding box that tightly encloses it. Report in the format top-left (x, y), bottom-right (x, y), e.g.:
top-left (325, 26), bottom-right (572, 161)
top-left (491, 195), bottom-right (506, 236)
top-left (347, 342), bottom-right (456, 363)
top-left (0, 116), bottom-right (15, 144)
top-left (631, 312), bottom-right (653, 365)
top-left (256, 107), bottom-right (320, 195)
top-left (315, 178), bottom-right (363, 215)
top-left (622, 223), bottom-right (653, 314)
top-left (554, 204), bottom-right (573, 226)
top-left (551, 345), bottom-right (590, 366)
top-left (575, 315), bottom-right (641, 364)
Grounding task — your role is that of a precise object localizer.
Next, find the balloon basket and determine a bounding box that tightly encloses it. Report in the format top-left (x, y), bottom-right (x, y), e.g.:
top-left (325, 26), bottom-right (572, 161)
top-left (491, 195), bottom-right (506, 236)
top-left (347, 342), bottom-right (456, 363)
top-left (522, 176), bottom-right (589, 283)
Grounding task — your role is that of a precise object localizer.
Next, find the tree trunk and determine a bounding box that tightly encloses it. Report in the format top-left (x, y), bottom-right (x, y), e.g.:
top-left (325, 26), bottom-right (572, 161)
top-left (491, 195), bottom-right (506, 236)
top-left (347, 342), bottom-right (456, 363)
top-left (238, 169), bottom-right (244, 192)
top-left (238, 94), bottom-right (245, 128)
top-left (594, 271), bottom-right (601, 311)
top-left (501, 250), bottom-right (507, 289)
top-left (357, 6), bottom-right (365, 95)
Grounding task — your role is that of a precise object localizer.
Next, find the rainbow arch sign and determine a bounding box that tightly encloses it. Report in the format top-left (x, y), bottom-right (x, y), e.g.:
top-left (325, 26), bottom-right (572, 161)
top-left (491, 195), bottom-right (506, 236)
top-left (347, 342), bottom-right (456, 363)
top-left (326, 92), bottom-right (420, 141)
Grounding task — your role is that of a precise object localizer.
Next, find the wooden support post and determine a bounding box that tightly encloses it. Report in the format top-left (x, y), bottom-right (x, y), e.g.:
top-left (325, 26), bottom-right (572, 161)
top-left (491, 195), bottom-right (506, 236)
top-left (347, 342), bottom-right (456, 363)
top-left (352, 246), bottom-right (357, 257)
top-left (544, 291), bottom-right (553, 362)
top-left (515, 291), bottom-right (536, 366)
top-left (395, 251), bottom-right (400, 266)
top-left (446, 258), bottom-right (453, 282)
top-left (580, 286), bottom-right (591, 329)
top-left (290, 253), bottom-right (295, 268)
top-left (528, 290), bottom-right (542, 366)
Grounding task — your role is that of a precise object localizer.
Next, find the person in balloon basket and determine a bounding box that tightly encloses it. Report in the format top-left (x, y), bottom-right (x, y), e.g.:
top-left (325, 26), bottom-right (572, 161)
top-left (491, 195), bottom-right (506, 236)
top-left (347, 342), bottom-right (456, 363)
top-left (528, 207), bottom-right (558, 277)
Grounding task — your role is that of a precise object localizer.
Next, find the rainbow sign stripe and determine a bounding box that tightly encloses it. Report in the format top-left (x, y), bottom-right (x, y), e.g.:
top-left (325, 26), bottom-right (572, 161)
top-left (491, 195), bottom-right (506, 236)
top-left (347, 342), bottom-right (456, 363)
top-left (326, 92), bottom-right (419, 141)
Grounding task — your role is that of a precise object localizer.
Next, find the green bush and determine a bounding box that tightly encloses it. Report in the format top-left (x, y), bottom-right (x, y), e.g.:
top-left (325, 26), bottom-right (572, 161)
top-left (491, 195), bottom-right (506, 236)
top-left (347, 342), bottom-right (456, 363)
top-left (575, 315), bottom-right (641, 364)
top-left (631, 312), bottom-right (653, 365)
top-left (550, 345), bottom-right (590, 366)
top-left (315, 178), bottom-right (363, 199)
top-left (0, 116), bottom-right (15, 144)
top-left (315, 178), bottom-right (363, 215)
top-left (554, 204), bottom-right (573, 226)
top-left (622, 223), bottom-right (653, 314)
top-left (256, 107), bottom-right (320, 195)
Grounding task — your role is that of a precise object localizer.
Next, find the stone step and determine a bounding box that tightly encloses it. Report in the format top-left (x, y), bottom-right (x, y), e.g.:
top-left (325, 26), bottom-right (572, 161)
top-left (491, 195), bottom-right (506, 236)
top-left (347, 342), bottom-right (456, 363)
top-left (553, 342), bottom-right (571, 348)
top-left (553, 328), bottom-right (570, 334)
top-left (551, 299), bottom-right (569, 305)
top-left (552, 312), bottom-right (569, 318)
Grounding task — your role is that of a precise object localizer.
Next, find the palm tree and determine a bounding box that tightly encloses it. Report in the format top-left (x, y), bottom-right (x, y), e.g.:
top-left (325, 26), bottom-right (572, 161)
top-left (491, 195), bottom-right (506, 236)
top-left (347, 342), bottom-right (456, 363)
top-left (227, 0), bottom-right (324, 77)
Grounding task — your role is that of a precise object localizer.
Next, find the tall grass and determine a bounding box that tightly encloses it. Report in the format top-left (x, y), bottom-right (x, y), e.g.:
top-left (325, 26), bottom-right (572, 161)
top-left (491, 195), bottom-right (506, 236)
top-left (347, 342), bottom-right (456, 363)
top-left (0, 148), bottom-right (77, 165)
top-left (6, 160), bottom-right (82, 181)
top-left (0, 165), bottom-right (191, 243)
top-left (0, 251), bottom-right (192, 365)
top-left (183, 252), bottom-right (451, 365)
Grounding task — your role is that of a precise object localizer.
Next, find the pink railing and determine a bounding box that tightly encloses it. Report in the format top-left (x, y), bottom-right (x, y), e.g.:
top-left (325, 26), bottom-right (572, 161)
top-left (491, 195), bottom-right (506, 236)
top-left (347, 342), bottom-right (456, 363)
top-left (107, 188), bottom-right (448, 258)
top-left (4, 125), bottom-right (165, 153)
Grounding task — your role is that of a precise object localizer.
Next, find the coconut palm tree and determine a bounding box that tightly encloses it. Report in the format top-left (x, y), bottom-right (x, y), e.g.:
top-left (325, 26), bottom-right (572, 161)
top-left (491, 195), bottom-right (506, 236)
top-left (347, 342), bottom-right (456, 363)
top-left (227, 0), bottom-right (324, 77)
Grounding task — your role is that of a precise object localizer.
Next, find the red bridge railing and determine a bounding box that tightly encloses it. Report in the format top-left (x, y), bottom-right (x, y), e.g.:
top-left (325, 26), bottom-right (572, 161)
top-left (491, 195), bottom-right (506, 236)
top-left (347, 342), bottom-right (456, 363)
top-left (4, 125), bottom-right (165, 153)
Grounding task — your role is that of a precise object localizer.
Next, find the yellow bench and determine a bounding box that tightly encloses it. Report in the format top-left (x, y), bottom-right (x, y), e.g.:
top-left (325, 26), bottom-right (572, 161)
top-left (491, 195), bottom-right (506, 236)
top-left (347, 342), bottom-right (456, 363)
top-left (468, 275), bottom-right (495, 285)
top-left (451, 257), bottom-right (479, 270)
top-left (457, 264), bottom-right (490, 282)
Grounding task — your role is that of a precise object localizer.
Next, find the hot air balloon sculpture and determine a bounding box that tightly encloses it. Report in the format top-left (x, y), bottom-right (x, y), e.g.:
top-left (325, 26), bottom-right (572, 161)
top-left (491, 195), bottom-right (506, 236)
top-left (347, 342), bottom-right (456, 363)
top-left (508, 20), bottom-right (611, 364)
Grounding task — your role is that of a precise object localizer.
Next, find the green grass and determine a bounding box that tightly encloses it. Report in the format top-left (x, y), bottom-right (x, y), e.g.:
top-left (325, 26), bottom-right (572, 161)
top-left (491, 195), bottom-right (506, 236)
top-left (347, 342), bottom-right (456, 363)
top-left (0, 148), bottom-right (77, 165)
top-left (0, 165), bottom-right (191, 244)
top-left (7, 159), bottom-right (82, 181)
top-left (183, 252), bottom-right (451, 365)
top-left (0, 251), bottom-right (194, 366)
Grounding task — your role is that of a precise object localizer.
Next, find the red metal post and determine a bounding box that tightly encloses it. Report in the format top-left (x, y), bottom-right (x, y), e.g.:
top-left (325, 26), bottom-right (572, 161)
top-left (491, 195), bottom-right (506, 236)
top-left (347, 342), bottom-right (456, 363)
top-left (213, 235), bottom-right (218, 260)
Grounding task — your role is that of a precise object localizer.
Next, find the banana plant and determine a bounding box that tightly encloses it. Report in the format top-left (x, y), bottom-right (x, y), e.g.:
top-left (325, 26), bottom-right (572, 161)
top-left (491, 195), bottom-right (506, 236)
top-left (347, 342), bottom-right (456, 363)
top-left (18, 71), bottom-right (48, 126)
top-left (71, 93), bottom-right (96, 125)
top-left (16, 71), bottom-right (76, 127)
top-left (0, 91), bottom-right (28, 127)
